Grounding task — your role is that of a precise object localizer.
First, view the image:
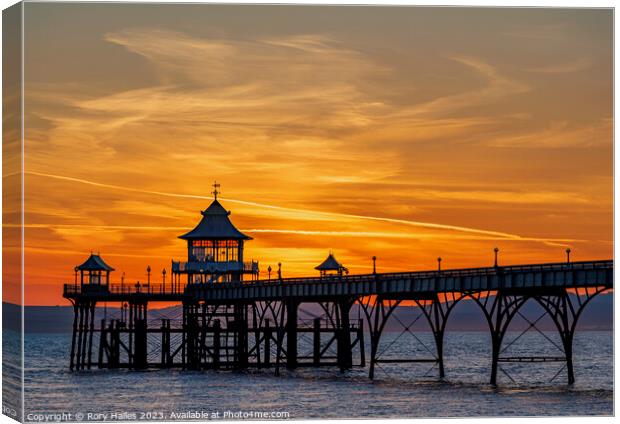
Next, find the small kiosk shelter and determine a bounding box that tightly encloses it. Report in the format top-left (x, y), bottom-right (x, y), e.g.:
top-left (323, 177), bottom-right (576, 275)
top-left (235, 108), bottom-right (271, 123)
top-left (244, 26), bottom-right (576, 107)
top-left (76, 253), bottom-right (114, 287)
top-left (315, 253), bottom-right (348, 277)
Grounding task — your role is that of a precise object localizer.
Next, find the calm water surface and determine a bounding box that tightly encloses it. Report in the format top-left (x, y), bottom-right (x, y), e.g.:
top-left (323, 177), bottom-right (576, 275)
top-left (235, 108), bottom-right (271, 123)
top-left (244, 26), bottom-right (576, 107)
top-left (10, 331), bottom-right (613, 420)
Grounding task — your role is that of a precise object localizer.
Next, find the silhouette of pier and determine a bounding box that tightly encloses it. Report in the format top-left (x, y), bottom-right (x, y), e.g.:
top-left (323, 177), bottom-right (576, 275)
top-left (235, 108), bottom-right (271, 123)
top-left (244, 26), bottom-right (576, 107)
top-left (62, 184), bottom-right (613, 385)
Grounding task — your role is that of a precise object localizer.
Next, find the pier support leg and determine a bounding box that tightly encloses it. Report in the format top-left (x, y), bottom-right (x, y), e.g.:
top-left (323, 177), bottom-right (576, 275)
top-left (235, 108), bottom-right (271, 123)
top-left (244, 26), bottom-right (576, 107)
top-left (181, 303), bottom-right (187, 369)
top-left (134, 319), bottom-right (148, 369)
top-left (213, 319), bottom-right (221, 369)
top-left (559, 292), bottom-right (576, 385)
top-left (98, 319), bottom-right (106, 368)
top-left (69, 303), bottom-right (79, 370)
top-left (80, 303), bottom-right (89, 369)
top-left (161, 319), bottom-right (170, 367)
top-left (564, 336), bottom-right (575, 385)
top-left (313, 318), bottom-right (321, 365)
top-left (274, 302), bottom-right (286, 376)
top-left (337, 300), bottom-right (353, 371)
top-left (490, 333), bottom-right (501, 386)
top-left (251, 304), bottom-right (261, 367)
top-left (430, 298), bottom-right (447, 379)
top-left (130, 302), bottom-right (149, 369)
top-left (358, 319), bottom-right (366, 367)
top-left (184, 303), bottom-right (199, 370)
top-left (263, 319), bottom-right (271, 367)
top-left (286, 301), bottom-right (298, 369)
top-left (235, 304), bottom-right (249, 369)
top-left (128, 303), bottom-right (134, 367)
top-left (87, 303), bottom-right (95, 369)
top-left (368, 301), bottom-right (380, 380)
top-left (110, 320), bottom-right (120, 368)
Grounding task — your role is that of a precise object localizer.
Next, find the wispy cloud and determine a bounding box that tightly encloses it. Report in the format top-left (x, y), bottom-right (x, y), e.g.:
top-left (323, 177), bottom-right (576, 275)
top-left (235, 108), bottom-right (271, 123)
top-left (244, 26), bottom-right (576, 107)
top-left (525, 58), bottom-right (591, 74)
top-left (488, 119), bottom-right (612, 148)
top-left (391, 55), bottom-right (529, 118)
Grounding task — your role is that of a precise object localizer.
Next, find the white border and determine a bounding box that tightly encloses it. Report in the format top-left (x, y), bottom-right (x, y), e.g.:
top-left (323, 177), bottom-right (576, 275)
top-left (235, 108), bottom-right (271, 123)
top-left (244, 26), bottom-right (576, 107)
top-left (0, 2), bottom-right (615, 424)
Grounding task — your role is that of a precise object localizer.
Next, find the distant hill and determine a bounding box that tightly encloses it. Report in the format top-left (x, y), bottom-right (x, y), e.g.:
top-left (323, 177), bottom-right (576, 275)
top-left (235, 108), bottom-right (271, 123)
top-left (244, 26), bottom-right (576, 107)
top-left (2, 293), bottom-right (612, 333)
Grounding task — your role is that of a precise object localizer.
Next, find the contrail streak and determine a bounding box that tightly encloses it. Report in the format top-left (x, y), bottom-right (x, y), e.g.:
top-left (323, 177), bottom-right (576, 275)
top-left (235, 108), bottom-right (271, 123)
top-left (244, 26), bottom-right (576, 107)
top-left (11, 223), bottom-right (582, 244)
top-left (24, 170), bottom-right (566, 245)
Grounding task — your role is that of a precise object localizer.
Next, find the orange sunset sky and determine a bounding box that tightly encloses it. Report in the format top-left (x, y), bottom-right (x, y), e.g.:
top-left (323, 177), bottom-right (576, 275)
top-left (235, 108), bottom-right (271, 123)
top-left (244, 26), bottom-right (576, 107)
top-left (4, 4), bottom-right (613, 305)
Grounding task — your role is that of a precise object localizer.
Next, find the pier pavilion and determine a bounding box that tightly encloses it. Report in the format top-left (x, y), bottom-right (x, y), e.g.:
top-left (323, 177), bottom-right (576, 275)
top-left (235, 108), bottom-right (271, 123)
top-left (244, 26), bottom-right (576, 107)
top-left (172, 186), bottom-right (258, 285)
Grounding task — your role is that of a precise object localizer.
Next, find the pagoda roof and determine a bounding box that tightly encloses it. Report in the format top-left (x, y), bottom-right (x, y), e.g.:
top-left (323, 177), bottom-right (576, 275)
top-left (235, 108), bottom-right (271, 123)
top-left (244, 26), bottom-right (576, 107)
top-left (179, 199), bottom-right (252, 240)
top-left (315, 253), bottom-right (344, 271)
top-left (77, 254), bottom-right (114, 271)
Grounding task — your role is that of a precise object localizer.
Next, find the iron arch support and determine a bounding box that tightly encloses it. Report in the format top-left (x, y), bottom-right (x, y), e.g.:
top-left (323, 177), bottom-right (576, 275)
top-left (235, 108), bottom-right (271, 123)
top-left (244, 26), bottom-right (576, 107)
top-left (533, 286), bottom-right (611, 384)
top-left (465, 291), bottom-right (531, 385)
top-left (358, 296), bottom-right (402, 379)
top-left (411, 292), bottom-right (468, 379)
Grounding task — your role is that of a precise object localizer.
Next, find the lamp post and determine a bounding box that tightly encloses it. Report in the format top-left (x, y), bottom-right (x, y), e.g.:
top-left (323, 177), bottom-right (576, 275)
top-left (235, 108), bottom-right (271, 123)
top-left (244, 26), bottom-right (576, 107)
top-left (566, 248), bottom-right (571, 264)
top-left (372, 256), bottom-right (377, 274)
top-left (437, 257), bottom-right (442, 272)
top-left (147, 265), bottom-right (151, 285)
top-left (494, 247), bottom-right (499, 267)
top-left (277, 262), bottom-right (282, 281)
top-left (74, 266), bottom-right (78, 285)
top-left (267, 265), bottom-right (272, 281)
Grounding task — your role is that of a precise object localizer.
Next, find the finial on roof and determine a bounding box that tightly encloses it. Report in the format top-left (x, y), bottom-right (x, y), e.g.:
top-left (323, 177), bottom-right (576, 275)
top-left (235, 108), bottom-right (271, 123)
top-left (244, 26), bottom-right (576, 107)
top-left (212, 181), bottom-right (221, 200)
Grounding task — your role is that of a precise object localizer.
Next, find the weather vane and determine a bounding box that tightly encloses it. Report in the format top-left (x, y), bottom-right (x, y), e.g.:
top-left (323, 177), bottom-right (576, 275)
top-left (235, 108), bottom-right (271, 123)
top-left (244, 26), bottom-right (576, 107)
top-left (212, 181), bottom-right (221, 200)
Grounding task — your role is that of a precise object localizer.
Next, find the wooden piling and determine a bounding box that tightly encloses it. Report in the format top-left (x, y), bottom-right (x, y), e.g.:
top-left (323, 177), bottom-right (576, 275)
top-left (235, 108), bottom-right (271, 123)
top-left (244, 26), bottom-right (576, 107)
top-left (69, 304), bottom-right (79, 370)
top-left (75, 303), bottom-right (84, 370)
top-left (109, 320), bottom-right (120, 368)
top-left (161, 319), bottom-right (170, 367)
top-left (337, 300), bottom-right (352, 371)
top-left (98, 319), bottom-right (106, 368)
top-left (263, 319), bottom-right (271, 367)
top-left (87, 303), bottom-right (95, 369)
top-left (134, 318), bottom-right (148, 369)
top-left (286, 301), bottom-right (298, 369)
top-left (213, 319), bottom-right (221, 369)
top-left (313, 318), bottom-right (321, 365)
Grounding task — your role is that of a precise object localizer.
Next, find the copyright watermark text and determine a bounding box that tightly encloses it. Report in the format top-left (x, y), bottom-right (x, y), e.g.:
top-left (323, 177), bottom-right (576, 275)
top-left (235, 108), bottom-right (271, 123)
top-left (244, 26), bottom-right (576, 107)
top-left (25, 410), bottom-right (291, 422)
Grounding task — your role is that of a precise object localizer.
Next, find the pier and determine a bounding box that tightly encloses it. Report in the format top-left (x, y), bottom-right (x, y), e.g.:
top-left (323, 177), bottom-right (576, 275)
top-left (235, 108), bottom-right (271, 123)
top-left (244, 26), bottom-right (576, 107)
top-left (62, 186), bottom-right (613, 385)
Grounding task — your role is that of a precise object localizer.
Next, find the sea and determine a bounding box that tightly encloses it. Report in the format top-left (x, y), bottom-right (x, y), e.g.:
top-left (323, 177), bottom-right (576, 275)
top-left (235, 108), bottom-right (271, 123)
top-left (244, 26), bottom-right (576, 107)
top-left (3, 330), bottom-right (613, 421)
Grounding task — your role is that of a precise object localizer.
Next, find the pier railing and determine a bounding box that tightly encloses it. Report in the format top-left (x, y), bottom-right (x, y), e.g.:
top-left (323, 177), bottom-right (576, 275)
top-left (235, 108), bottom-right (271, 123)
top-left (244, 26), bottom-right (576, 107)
top-left (243, 259), bottom-right (613, 287)
top-left (63, 282), bottom-right (186, 296)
